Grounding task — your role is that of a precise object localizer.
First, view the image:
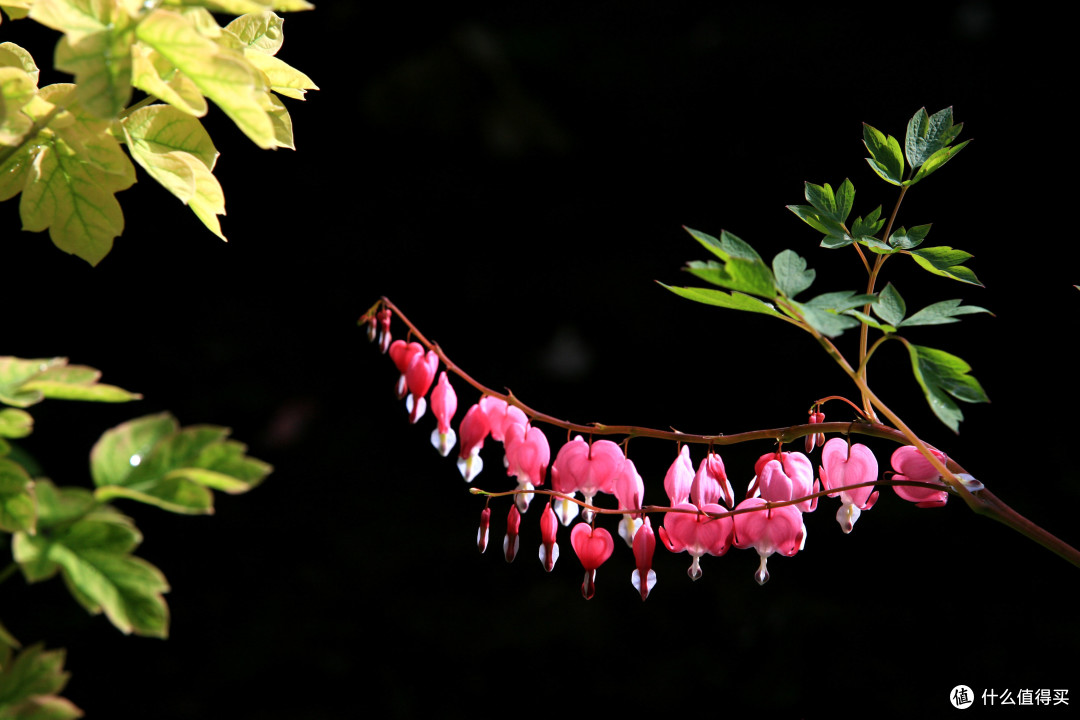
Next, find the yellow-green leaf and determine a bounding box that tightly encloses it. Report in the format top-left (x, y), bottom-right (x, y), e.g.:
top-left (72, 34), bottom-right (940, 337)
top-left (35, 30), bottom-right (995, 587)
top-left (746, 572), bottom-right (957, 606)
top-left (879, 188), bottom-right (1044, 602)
top-left (135, 8), bottom-right (276, 148)
top-left (122, 103), bottom-right (218, 169)
top-left (54, 20), bottom-right (135, 119)
top-left (130, 42), bottom-right (208, 116)
top-left (0, 41), bottom-right (40, 84)
top-left (186, 159), bottom-right (226, 238)
top-left (225, 11), bottom-right (283, 55)
top-left (0, 66), bottom-right (36, 145)
top-left (244, 49), bottom-right (316, 99)
top-left (258, 89), bottom-right (292, 148)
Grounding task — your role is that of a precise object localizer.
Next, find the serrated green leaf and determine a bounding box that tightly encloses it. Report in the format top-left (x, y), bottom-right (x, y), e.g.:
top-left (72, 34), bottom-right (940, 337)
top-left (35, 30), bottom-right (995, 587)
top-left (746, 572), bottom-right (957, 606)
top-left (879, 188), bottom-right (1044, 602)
top-left (684, 260), bottom-right (730, 286)
top-left (13, 504), bottom-right (170, 637)
top-left (0, 357), bottom-right (139, 408)
top-left (874, 283), bottom-right (906, 326)
top-left (898, 299), bottom-right (992, 327)
top-left (0, 644), bottom-right (71, 710)
top-left (772, 249), bottom-right (815, 298)
top-left (89, 413), bottom-right (270, 514)
top-left (658, 283), bottom-right (783, 318)
top-left (905, 106), bottom-right (962, 169)
top-left (909, 246), bottom-right (983, 286)
top-left (136, 8), bottom-right (276, 149)
top-left (787, 203), bottom-right (845, 238)
top-left (0, 458), bottom-right (35, 534)
top-left (907, 139), bottom-right (970, 185)
top-left (862, 122), bottom-right (904, 184)
top-left (906, 343), bottom-right (989, 432)
top-left (889, 223), bottom-right (931, 249)
top-left (805, 181), bottom-right (836, 217)
top-left (681, 228), bottom-right (775, 298)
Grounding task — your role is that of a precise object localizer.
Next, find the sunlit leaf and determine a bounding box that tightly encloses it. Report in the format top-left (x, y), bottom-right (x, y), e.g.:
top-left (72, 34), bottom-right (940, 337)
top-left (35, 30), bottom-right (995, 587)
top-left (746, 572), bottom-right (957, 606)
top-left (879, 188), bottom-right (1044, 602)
top-left (906, 343), bottom-right (988, 432)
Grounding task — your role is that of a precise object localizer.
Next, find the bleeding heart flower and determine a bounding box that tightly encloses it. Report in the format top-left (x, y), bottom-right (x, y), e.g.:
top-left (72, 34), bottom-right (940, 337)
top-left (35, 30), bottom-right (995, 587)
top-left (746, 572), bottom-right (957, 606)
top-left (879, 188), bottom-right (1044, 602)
top-left (504, 423), bottom-right (550, 512)
top-left (389, 340), bottom-right (425, 399)
top-left (429, 372), bottom-right (458, 457)
top-left (550, 436), bottom-right (624, 523)
top-left (819, 438), bottom-right (879, 533)
top-left (732, 497), bottom-right (806, 585)
top-left (571, 523), bottom-right (615, 599)
top-left (663, 445), bottom-right (695, 506)
top-left (404, 350), bottom-right (439, 423)
top-left (659, 503), bottom-right (733, 580)
top-left (750, 451), bottom-right (818, 513)
top-left (479, 397), bottom-right (528, 442)
top-left (890, 445), bottom-right (949, 508)
top-left (457, 404), bottom-right (490, 482)
top-left (690, 452), bottom-right (734, 509)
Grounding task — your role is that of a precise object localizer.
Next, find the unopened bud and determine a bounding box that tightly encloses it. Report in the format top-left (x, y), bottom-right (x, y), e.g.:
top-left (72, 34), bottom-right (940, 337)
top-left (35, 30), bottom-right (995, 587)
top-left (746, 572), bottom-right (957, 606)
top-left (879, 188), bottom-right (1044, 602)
top-left (477, 507), bottom-right (491, 553)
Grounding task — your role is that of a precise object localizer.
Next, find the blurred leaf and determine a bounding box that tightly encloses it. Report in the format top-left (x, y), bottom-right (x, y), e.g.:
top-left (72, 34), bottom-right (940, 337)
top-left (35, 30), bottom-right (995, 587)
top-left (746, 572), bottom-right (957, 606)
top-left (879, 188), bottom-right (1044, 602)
top-left (909, 246), bottom-right (983, 286)
top-left (0, 458), bottom-right (35, 534)
top-left (898, 299), bottom-right (992, 327)
top-left (0, 410), bottom-right (31, 439)
top-left (90, 413), bottom-right (271, 514)
top-left (843, 309), bottom-right (895, 334)
top-left (0, 357), bottom-right (140, 408)
top-left (0, 644), bottom-right (81, 719)
top-left (12, 503), bottom-right (169, 637)
top-left (906, 343), bottom-right (989, 432)
top-left (803, 291), bottom-right (878, 313)
top-left (788, 300), bottom-right (860, 338)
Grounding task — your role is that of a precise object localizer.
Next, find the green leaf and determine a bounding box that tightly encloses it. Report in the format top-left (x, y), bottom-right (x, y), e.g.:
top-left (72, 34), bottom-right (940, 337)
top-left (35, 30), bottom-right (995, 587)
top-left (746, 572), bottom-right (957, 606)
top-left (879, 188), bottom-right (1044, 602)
top-left (0, 409), bottom-right (32, 439)
top-left (888, 224), bottom-right (931, 249)
top-left (848, 205), bottom-right (884, 241)
top-left (136, 8), bottom-right (276, 149)
top-left (681, 227), bottom-right (776, 299)
top-left (909, 246), bottom-right (983, 286)
top-left (772, 249), bottom-right (815, 298)
top-left (12, 504), bottom-right (170, 637)
top-left (843, 309), bottom-right (896, 334)
top-left (907, 139), bottom-right (970, 185)
top-left (130, 42), bottom-right (208, 116)
top-left (898, 299), bottom-right (992, 327)
top-left (788, 300), bottom-right (860, 338)
top-left (224, 11), bottom-right (284, 55)
top-left (0, 644), bottom-right (78, 716)
top-left (874, 283), bottom-right (906, 326)
top-left (0, 458), bottom-right (35, 535)
top-left (862, 122), bottom-right (904, 185)
top-left (905, 106), bottom-right (963, 169)
top-left (243, 48), bottom-right (316, 100)
top-left (0, 66), bottom-right (37, 146)
top-left (89, 413), bottom-right (270, 514)
top-left (0, 358), bottom-right (141, 407)
top-left (53, 21), bottom-right (135, 119)
top-left (803, 291), bottom-right (878, 313)
top-left (787, 203), bottom-right (845, 239)
top-left (658, 283), bottom-right (784, 318)
top-left (906, 343), bottom-right (989, 432)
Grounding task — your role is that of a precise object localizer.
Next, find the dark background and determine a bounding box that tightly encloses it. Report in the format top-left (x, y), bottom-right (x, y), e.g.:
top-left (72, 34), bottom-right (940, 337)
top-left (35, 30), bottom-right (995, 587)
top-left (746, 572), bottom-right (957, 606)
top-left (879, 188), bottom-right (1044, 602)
top-left (3, 1), bottom-right (1077, 718)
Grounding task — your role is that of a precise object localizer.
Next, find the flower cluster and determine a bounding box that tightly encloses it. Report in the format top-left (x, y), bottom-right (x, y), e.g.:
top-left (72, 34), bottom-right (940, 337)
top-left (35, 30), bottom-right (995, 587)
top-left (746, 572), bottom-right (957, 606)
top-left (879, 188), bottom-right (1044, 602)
top-left (371, 312), bottom-right (961, 600)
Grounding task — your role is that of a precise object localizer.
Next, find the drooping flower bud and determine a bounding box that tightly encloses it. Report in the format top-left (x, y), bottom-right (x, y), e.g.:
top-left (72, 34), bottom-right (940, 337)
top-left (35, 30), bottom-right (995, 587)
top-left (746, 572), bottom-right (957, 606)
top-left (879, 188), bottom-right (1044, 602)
top-left (631, 517), bottom-right (657, 601)
top-left (690, 452), bottom-right (734, 509)
top-left (805, 410), bottom-right (826, 453)
top-left (539, 503), bottom-right (560, 572)
top-left (377, 308), bottom-right (392, 354)
top-left (429, 372), bottom-right (458, 457)
top-left (477, 507), bottom-right (491, 553)
top-left (613, 457), bottom-right (644, 548)
top-left (663, 445), bottom-right (695, 507)
top-left (504, 504), bottom-right (521, 562)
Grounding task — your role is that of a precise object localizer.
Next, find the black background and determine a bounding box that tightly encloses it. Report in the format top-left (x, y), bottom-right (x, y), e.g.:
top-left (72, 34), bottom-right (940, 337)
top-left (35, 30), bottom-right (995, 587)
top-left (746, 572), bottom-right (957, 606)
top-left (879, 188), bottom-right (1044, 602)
top-left (3, 1), bottom-right (1077, 718)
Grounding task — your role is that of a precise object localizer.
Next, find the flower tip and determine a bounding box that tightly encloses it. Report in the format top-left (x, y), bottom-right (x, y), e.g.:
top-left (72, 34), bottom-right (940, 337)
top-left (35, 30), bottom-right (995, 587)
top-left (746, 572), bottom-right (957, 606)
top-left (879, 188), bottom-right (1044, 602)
top-left (631, 568), bottom-right (657, 601)
top-left (457, 454), bottom-right (483, 483)
top-left (754, 556), bottom-right (770, 585)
